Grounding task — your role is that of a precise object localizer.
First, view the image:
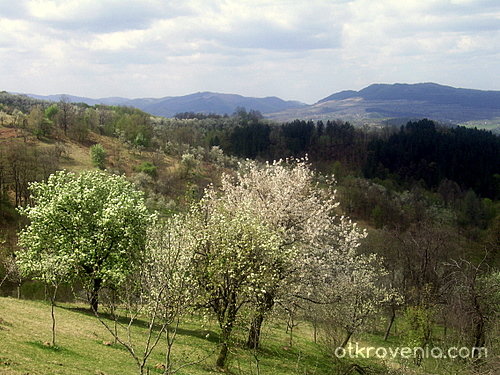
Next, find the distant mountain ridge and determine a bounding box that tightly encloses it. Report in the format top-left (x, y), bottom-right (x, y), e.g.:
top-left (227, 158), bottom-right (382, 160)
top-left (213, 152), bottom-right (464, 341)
top-left (268, 83), bottom-right (500, 124)
top-left (25, 92), bottom-right (306, 118)
top-left (318, 83), bottom-right (500, 109)
top-left (21, 83), bottom-right (500, 127)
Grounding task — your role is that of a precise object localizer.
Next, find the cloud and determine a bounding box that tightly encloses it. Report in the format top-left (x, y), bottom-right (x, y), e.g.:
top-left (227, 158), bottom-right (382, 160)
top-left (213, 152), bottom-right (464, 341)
top-left (0, 0), bottom-right (498, 103)
top-left (23, 0), bottom-right (191, 32)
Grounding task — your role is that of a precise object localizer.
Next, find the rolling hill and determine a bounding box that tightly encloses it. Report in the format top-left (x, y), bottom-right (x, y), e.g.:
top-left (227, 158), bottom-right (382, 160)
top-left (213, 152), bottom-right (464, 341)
top-left (25, 92), bottom-right (306, 118)
top-left (21, 83), bottom-right (500, 128)
top-left (267, 83), bottom-right (500, 125)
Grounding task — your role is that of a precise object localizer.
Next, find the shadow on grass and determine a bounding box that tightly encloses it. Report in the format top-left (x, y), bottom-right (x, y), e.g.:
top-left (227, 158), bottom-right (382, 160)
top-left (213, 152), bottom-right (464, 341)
top-left (60, 305), bottom-right (220, 344)
top-left (26, 341), bottom-right (78, 356)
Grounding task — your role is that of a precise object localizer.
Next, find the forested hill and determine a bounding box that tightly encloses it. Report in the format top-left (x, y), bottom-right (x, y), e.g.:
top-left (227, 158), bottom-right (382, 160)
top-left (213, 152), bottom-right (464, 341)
top-left (363, 119), bottom-right (500, 198)
top-left (267, 83), bottom-right (500, 125)
top-left (217, 117), bottom-right (500, 199)
top-left (24, 91), bottom-right (306, 118)
top-left (319, 83), bottom-right (500, 108)
top-left (17, 83), bottom-right (500, 128)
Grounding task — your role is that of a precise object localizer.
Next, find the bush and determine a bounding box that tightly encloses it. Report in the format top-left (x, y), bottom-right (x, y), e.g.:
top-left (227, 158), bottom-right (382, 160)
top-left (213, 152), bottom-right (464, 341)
top-left (136, 161), bottom-right (157, 178)
top-left (181, 153), bottom-right (198, 177)
top-left (90, 144), bottom-right (106, 170)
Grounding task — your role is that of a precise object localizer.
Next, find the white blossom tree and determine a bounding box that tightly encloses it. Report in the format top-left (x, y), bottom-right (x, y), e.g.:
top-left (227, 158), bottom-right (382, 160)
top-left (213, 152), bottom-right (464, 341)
top-left (205, 158), bottom-right (367, 349)
top-left (315, 249), bottom-right (396, 348)
top-left (17, 170), bottom-right (150, 312)
top-left (187, 197), bottom-right (284, 369)
top-left (142, 217), bottom-right (199, 375)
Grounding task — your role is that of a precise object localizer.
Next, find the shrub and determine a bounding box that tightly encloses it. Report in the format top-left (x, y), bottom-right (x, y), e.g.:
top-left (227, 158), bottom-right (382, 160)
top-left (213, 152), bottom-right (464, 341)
top-left (90, 143), bottom-right (106, 170)
top-left (136, 161), bottom-right (157, 178)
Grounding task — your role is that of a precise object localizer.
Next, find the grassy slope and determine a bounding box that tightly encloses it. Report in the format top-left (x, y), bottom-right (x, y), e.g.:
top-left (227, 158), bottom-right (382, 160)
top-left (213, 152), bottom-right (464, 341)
top-left (0, 297), bottom-right (332, 375)
top-left (3, 298), bottom-right (487, 375)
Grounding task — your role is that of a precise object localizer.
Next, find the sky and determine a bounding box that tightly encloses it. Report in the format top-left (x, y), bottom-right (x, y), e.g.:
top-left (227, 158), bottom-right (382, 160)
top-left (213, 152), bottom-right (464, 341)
top-left (0, 0), bottom-right (499, 104)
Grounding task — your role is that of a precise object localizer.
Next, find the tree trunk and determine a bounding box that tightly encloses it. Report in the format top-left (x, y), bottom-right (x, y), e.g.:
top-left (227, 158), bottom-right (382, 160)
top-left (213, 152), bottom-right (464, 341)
top-left (341, 330), bottom-right (354, 348)
top-left (50, 285), bottom-right (58, 347)
top-left (90, 277), bottom-right (102, 312)
top-left (472, 317), bottom-right (485, 358)
top-left (313, 318), bottom-right (317, 344)
top-left (246, 291), bottom-right (274, 349)
top-left (384, 308), bottom-right (396, 341)
top-left (247, 313), bottom-right (265, 350)
top-left (216, 326), bottom-right (232, 368)
top-left (215, 295), bottom-right (237, 369)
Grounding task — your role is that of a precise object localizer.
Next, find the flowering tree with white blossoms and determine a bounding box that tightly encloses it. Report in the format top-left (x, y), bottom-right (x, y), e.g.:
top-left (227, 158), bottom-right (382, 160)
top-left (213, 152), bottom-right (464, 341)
top-left (141, 217), bottom-right (199, 375)
top-left (94, 216), bottom-right (198, 375)
top-left (207, 158), bottom-right (367, 349)
top-left (187, 196), bottom-right (285, 369)
top-left (16, 170), bottom-right (150, 312)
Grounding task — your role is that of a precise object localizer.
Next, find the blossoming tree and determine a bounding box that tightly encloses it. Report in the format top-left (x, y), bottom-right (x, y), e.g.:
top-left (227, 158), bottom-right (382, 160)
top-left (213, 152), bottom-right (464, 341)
top-left (207, 158), bottom-right (368, 349)
top-left (187, 197), bottom-right (284, 368)
top-left (16, 170), bottom-right (150, 312)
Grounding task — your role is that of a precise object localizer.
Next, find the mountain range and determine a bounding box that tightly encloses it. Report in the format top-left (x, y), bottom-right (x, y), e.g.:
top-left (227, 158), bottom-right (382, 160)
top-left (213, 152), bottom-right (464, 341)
top-left (267, 83), bottom-right (500, 125)
top-left (26, 92), bottom-right (306, 118)
top-left (24, 83), bottom-right (500, 126)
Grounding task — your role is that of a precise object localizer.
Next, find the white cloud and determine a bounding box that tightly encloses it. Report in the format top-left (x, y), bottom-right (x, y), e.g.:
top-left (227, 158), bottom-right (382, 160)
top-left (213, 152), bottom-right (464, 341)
top-left (0, 0), bottom-right (498, 103)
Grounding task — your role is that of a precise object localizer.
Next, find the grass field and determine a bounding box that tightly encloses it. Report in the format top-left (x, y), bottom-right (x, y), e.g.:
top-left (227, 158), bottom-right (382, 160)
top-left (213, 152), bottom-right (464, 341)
top-left (0, 297), bottom-right (335, 375)
top-left (3, 297), bottom-right (493, 375)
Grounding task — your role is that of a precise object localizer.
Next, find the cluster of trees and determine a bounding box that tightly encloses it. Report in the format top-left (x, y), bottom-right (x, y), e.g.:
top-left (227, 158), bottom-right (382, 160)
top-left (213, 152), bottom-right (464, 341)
top-left (3, 93), bottom-right (497, 202)
top-left (0, 143), bottom-right (63, 213)
top-left (0, 91), bottom-right (47, 114)
top-left (0, 93), bottom-right (154, 147)
top-left (364, 119), bottom-right (500, 199)
top-left (154, 113), bottom-right (499, 202)
top-left (0, 94), bottom-right (498, 374)
top-left (14, 163), bottom-right (393, 373)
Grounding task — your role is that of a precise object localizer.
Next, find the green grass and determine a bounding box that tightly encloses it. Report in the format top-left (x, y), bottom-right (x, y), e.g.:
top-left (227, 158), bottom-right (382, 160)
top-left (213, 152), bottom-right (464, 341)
top-left (2, 297), bottom-right (495, 375)
top-left (0, 297), bottom-right (333, 375)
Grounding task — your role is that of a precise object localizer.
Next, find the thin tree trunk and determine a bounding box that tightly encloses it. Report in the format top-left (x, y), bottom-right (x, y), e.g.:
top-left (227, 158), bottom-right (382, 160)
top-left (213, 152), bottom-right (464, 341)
top-left (90, 277), bottom-right (102, 312)
top-left (472, 318), bottom-right (485, 358)
top-left (341, 330), bottom-right (353, 348)
top-left (50, 285), bottom-right (58, 346)
top-left (384, 308), bottom-right (396, 341)
top-left (313, 320), bottom-right (317, 344)
top-left (286, 311), bottom-right (298, 347)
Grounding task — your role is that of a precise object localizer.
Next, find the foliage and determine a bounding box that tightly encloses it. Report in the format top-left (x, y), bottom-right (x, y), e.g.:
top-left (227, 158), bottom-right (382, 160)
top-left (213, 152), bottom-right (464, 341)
top-left (16, 170), bottom-right (151, 311)
top-left (200, 158), bottom-right (379, 354)
top-left (136, 161), bottom-right (157, 178)
top-left (90, 143), bottom-right (106, 170)
top-left (317, 251), bottom-right (396, 348)
top-left (364, 119), bottom-right (500, 198)
top-left (187, 197), bottom-right (284, 368)
top-left (94, 216), bottom-right (197, 375)
top-left (180, 153), bottom-right (198, 177)
top-left (400, 304), bottom-right (436, 366)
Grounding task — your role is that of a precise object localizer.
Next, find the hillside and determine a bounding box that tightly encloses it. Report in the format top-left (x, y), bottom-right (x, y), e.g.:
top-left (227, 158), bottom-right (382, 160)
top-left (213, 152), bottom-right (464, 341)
top-left (24, 92), bottom-right (306, 118)
top-left (0, 297), bottom-right (332, 375)
top-left (20, 83), bottom-right (500, 130)
top-left (267, 83), bottom-right (500, 127)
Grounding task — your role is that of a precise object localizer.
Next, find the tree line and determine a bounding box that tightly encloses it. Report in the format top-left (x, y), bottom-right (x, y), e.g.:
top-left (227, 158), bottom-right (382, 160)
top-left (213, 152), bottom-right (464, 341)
top-left (0, 94), bottom-right (498, 374)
